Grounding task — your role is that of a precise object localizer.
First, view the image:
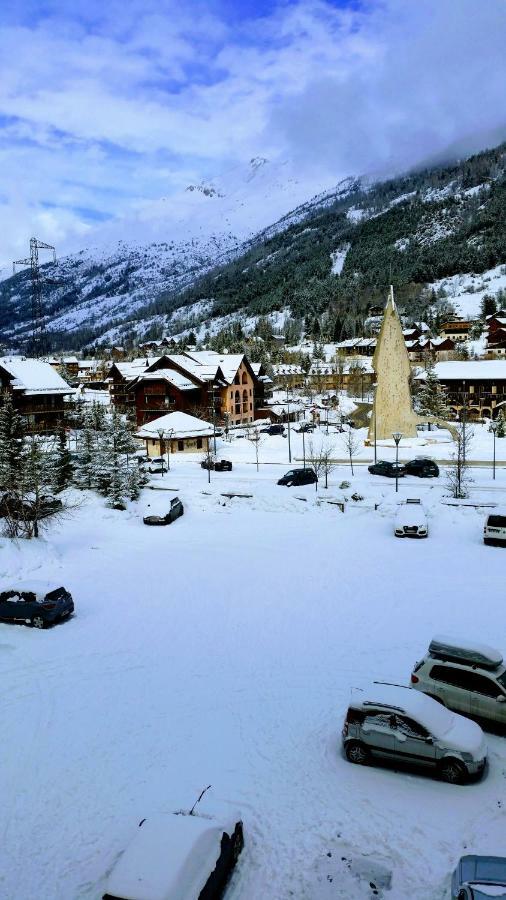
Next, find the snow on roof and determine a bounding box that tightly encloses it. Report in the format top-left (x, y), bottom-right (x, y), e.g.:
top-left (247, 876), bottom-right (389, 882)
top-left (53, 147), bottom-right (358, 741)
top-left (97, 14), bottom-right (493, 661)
top-left (113, 358), bottom-right (159, 380)
top-left (183, 350), bottom-right (245, 384)
top-left (134, 370), bottom-right (197, 391)
top-left (105, 814), bottom-right (237, 900)
top-left (416, 361), bottom-right (506, 381)
top-left (167, 354), bottom-right (213, 382)
top-left (0, 357), bottom-right (74, 395)
top-left (355, 683), bottom-right (454, 737)
top-left (137, 411), bottom-right (215, 439)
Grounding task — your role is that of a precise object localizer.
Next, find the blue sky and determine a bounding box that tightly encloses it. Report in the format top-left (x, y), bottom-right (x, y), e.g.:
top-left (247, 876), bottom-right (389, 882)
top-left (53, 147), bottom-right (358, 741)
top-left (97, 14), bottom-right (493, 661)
top-left (1, 0), bottom-right (505, 266)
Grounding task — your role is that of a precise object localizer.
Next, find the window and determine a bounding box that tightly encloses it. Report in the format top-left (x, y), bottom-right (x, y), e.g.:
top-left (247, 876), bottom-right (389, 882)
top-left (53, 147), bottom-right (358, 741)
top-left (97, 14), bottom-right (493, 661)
top-left (430, 665), bottom-right (471, 689)
top-left (395, 716), bottom-right (429, 739)
top-left (241, 371), bottom-right (248, 384)
top-left (467, 673), bottom-right (501, 698)
top-left (178, 440), bottom-right (184, 451)
top-left (196, 438), bottom-right (202, 449)
top-left (487, 515), bottom-right (506, 527)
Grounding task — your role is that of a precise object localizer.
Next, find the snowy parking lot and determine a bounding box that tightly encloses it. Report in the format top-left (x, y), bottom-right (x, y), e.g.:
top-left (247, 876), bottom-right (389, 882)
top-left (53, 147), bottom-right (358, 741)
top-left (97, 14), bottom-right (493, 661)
top-left (1, 428), bottom-right (506, 899)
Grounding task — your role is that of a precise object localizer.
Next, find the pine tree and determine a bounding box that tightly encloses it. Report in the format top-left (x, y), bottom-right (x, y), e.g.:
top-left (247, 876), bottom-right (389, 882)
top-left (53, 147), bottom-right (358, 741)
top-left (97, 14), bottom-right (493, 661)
top-left (106, 465), bottom-right (127, 510)
top-left (495, 408), bottom-right (506, 438)
top-left (74, 416), bottom-right (97, 490)
top-left (52, 425), bottom-right (73, 494)
top-left (416, 360), bottom-right (451, 424)
top-left (0, 394), bottom-right (28, 493)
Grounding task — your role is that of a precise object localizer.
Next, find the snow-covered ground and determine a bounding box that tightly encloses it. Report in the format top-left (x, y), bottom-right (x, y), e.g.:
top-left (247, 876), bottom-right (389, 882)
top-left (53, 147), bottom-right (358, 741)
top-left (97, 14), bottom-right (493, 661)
top-left (2, 425), bottom-right (506, 900)
top-left (431, 263), bottom-right (506, 319)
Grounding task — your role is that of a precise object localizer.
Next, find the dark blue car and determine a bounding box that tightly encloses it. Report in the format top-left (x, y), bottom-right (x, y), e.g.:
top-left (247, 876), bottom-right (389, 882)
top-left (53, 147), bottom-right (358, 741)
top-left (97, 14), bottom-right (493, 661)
top-left (0, 584), bottom-right (74, 629)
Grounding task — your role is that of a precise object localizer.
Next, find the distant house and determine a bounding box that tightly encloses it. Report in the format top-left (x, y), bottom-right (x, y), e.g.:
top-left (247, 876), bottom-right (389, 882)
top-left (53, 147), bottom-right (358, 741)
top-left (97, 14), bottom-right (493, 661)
top-left (136, 411), bottom-right (215, 457)
top-left (0, 356), bottom-right (73, 432)
top-left (415, 360), bottom-right (506, 420)
top-left (485, 311), bottom-right (506, 357)
top-left (440, 319), bottom-right (476, 342)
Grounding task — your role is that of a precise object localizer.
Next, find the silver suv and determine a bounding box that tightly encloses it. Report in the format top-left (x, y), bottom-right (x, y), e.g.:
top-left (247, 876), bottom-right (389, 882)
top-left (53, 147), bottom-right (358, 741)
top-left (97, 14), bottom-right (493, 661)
top-left (411, 636), bottom-right (506, 728)
top-left (342, 683), bottom-right (487, 784)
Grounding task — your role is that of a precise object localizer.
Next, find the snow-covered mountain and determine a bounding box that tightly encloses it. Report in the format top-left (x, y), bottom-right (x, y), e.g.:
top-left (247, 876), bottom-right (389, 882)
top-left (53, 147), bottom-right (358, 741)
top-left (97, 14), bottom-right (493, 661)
top-left (0, 157), bottom-right (348, 349)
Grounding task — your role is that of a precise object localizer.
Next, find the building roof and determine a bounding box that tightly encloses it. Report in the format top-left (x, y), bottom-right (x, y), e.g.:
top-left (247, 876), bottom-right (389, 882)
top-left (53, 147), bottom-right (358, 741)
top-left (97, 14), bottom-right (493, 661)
top-left (133, 370), bottom-right (198, 391)
top-left (182, 350), bottom-right (246, 384)
top-left (136, 411), bottom-right (215, 440)
top-left (416, 360), bottom-right (506, 381)
top-left (0, 357), bottom-right (74, 395)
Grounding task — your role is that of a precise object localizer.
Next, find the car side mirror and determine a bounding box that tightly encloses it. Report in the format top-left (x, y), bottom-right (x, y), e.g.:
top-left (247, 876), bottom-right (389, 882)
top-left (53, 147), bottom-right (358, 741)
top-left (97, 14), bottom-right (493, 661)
top-left (497, 695), bottom-right (506, 703)
top-left (425, 736), bottom-right (433, 744)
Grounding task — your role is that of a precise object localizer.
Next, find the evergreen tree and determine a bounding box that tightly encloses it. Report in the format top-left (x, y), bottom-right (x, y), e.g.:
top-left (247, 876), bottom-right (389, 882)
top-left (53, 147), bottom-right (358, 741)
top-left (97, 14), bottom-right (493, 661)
top-left (52, 424), bottom-right (73, 494)
top-left (416, 359), bottom-right (451, 423)
top-left (495, 408), bottom-right (506, 438)
top-left (74, 415), bottom-right (97, 490)
top-left (480, 294), bottom-right (497, 319)
top-left (0, 394), bottom-right (28, 493)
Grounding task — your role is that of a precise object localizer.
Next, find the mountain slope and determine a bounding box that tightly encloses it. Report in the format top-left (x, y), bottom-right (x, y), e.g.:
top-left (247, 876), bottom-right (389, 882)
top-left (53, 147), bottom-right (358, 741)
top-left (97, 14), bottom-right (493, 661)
top-left (2, 142), bottom-right (506, 351)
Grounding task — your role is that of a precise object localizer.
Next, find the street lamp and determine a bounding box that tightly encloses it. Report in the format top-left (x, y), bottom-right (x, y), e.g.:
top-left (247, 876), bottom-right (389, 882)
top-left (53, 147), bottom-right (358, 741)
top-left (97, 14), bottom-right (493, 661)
top-left (392, 431), bottom-right (402, 493)
top-left (491, 419), bottom-right (498, 480)
top-left (157, 428), bottom-right (165, 477)
top-left (373, 382), bottom-right (378, 464)
top-left (166, 428), bottom-right (174, 471)
top-left (287, 392), bottom-right (292, 464)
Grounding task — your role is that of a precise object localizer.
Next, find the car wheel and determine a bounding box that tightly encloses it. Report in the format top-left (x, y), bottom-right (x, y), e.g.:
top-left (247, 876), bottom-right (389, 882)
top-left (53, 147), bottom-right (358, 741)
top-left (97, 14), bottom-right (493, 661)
top-left (439, 758), bottom-right (466, 784)
top-left (345, 741), bottom-right (370, 765)
top-left (31, 615), bottom-right (46, 629)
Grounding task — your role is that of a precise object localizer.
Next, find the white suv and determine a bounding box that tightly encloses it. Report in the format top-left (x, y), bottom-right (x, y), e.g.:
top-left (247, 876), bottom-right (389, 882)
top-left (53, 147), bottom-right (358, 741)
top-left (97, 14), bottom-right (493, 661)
top-left (411, 636), bottom-right (506, 727)
top-left (484, 512), bottom-right (506, 546)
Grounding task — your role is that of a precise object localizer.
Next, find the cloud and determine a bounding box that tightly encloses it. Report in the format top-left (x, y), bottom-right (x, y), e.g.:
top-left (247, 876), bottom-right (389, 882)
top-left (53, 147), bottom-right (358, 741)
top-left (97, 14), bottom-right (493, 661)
top-left (0, 0), bottom-right (505, 266)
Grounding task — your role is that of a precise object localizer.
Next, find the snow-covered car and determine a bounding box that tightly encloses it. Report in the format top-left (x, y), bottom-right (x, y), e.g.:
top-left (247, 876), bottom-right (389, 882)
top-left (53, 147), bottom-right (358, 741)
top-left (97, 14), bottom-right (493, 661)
top-left (148, 458), bottom-right (168, 474)
top-left (411, 636), bottom-right (506, 727)
top-left (103, 812), bottom-right (244, 900)
top-left (143, 497), bottom-right (184, 526)
top-left (451, 855), bottom-right (506, 899)
top-left (342, 683), bottom-right (487, 783)
top-left (483, 512), bottom-right (506, 546)
top-left (394, 499), bottom-right (428, 538)
top-left (0, 583), bottom-right (74, 629)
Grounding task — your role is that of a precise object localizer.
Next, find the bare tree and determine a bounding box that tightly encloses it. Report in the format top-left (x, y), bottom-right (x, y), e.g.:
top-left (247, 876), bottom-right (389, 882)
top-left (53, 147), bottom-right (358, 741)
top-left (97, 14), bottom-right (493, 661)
top-left (245, 424), bottom-right (265, 472)
top-left (340, 427), bottom-right (362, 476)
top-left (306, 438), bottom-right (337, 489)
top-left (446, 420), bottom-right (474, 498)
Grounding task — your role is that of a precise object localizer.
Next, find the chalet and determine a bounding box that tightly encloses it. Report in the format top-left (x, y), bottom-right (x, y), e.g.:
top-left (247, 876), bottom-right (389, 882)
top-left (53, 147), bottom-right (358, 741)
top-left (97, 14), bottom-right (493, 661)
top-left (485, 311), bottom-right (506, 357)
top-left (272, 363), bottom-right (305, 389)
top-left (250, 362), bottom-right (273, 412)
top-left (0, 357), bottom-right (73, 432)
top-left (415, 360), bottom-right (506, 420)
top-left (136, 411), bottom-right (215, 457)
top-left (182, 351), bottom-right (257, 427)
top-left (440, 319), bottom-right (476, 342)
top-left (405, 336), bottom-right (456, 362)
top-left (106, 358), bottom-right (158, 414)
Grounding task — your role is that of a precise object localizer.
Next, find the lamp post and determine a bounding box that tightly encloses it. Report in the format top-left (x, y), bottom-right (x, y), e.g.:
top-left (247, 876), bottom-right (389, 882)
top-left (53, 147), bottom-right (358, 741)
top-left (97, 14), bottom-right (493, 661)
top-left (166, 428), bottom-right (174, 471)
top-left (287, 392), bottom-right (292, 464)
top-left (491, 420), bottom-right (498, 480)
top-left (157, 428), bottom-right (165, 477)
top-left (302, 427), bottom-right (306, 468)
top-left (393, 431), bottom-right (402, 493)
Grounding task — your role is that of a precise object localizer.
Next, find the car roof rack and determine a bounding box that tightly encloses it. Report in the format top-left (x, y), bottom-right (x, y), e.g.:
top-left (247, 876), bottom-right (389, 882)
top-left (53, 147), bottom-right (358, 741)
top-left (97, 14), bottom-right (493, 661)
top-left (429, 635), bottom-right (503, 670)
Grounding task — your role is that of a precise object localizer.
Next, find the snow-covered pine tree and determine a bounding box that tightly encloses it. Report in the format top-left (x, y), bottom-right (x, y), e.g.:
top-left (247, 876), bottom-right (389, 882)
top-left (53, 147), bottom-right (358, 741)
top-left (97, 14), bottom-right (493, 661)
top-left (52, 424), bottom-right (73, 493)
top-left (0, 394), bottom-right (28, 492)
top-left (74, 413), bottom-right (98, 490)
top-left (416, 359), bottom-right (451, 425)
top-left (495, 408), bottom-right (506, 438)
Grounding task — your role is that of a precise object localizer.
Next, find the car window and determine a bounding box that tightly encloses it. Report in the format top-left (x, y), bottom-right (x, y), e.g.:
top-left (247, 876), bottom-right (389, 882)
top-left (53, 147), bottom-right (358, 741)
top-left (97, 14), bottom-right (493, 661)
top-left (363, 712), bottom-right (394, 729)
top-left (430, 665), bottom-right (474, 689)
top-left (487, 515), bottom-right (506, 527)
top-left (467, 673), bottom-right (502, 698)
top-left (395, 715), bottom-right (429, 738)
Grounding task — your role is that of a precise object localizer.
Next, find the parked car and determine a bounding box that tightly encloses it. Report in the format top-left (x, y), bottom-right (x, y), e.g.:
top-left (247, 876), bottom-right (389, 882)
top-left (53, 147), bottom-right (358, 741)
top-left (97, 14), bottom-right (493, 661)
top-left (368, 460), bottom-right (405, 478)
top-left (259, 424), bottom-right (285, 436)
top-left (451, 855), bottom-right (506, 899)
top-left (403, 457), bottom-right (440, 478)
top-left (201, 459), bottom-right (233, 471)
top-left (103, 812), bottom-right (243, 900)
top-left (0, 583), bottom-right (74, 629)
top-left (411, 635), bottom-right (506, 728)
top-left (277, 468), bottom-right (318, 487)
top-left (394, 499), bottom-right (428, 538)
top-left (483, 512), bottom-right (506, 546)
top-left (342, 682), bottom-right (487, 783)
top-left (148, 458), bottom-right (168, 474)
top-left (143, 497), bottom-right (184, 526)
top-left (296, 422), bottom-right (315, 433)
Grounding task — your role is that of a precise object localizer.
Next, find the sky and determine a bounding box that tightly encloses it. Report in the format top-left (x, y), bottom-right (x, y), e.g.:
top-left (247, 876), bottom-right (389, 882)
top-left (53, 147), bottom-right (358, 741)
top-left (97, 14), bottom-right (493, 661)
top-left (1, 0), bottom-right (506, 268)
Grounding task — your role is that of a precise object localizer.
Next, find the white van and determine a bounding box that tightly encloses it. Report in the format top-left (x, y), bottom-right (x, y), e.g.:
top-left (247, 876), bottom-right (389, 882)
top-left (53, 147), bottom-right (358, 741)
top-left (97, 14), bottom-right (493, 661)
top-left (484, 512), bottom-right (506, 546)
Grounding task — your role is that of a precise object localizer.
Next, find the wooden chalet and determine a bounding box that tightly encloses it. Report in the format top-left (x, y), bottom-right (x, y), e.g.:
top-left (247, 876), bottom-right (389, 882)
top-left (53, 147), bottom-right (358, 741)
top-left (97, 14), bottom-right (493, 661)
top-left (0, 356), bottom-right (73, 432)
top-left (415, 360), bottom-right (506, 420)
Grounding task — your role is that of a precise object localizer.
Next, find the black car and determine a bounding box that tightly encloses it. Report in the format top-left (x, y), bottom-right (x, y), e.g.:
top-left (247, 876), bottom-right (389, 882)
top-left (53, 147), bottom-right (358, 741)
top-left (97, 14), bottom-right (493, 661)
top-left (403, 457), bottom-right (440, 477)
top-left (277, 468), bottom-right (318, 486)
top-left (143, 496), bottom-right (184, 525)
top-left (0, 584), bottom-right (74, 629)
top-left (201, 459), bottom-right (233, 471)
top-left (260, 424), bottom-right (285, 436)
top-left (368, 460), bottom-right (405, 478)
top-left (295, 423), bottom-right (315, 433)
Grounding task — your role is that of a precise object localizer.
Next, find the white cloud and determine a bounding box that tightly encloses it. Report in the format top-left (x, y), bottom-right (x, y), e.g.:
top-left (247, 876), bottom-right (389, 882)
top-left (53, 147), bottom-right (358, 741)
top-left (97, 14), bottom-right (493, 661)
top-left (0, 0), bottom-right (505, 265)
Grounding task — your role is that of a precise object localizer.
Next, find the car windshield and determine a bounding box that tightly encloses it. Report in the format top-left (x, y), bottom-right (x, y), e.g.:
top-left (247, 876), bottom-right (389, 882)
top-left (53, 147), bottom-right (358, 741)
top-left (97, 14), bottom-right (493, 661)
top-left (469, 887), bottom-right (506, 899)
top-left (487, 516), bottom-right (506, 528)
